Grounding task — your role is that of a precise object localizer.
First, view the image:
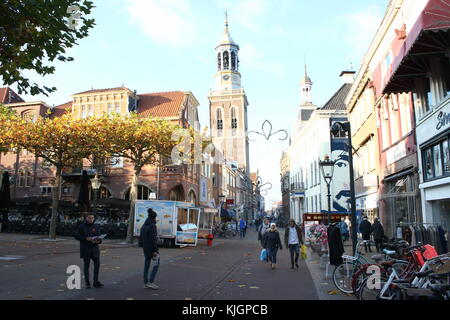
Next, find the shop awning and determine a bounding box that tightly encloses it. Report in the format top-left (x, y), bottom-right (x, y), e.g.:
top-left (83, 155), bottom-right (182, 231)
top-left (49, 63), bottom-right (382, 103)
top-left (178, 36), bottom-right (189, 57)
top-left (373, 0), bottom-right (450, 98)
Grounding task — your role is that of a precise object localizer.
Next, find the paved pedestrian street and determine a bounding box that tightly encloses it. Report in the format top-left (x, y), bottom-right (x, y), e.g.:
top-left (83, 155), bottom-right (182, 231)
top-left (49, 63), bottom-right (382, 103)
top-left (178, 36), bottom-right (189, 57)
top-left (0, 229), bottom-right (319, 300)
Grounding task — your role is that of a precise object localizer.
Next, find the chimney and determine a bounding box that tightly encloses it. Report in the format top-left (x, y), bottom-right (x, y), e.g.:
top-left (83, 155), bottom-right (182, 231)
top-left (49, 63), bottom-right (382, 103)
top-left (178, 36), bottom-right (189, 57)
top-left (340, 71), bottom-right (356, 84)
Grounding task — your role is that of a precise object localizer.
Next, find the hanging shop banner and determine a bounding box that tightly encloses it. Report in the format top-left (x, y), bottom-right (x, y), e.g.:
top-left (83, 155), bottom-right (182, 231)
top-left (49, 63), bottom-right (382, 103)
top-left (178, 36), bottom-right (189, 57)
top-left (303, 213), bottom-right (349, 222)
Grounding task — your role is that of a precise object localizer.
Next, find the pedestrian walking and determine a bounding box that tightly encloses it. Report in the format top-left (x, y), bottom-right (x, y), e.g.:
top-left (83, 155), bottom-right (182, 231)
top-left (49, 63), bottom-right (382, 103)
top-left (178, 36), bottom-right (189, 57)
top-left (338, 218), bottom-right (349, 242)
top-left (239, 217), bottom-right (247, 239)
top-left (371, 217), bottom-right (385, 253)
top-left (75, 214), bottom-right (104, 289)
top-left (258, 218), bottom-right (270, 247)
top-left (284, 219), bottom-right (303, 269)
top-left (263, 223), bottom-right (283, 269)
top-left (359, 216), bottom-right (372, 253)
top-left (139, 209), bottom-right (160, 290)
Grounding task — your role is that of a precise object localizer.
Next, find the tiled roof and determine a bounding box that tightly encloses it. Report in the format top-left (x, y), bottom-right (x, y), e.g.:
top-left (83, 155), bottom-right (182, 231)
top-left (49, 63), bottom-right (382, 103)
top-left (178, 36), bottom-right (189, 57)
top-left (50, 101), bottom-right (72, 118)
top-left (320, 83), bottom-right (352, 111)
top-left (73, 86), bottom-right (130, 96)
top-left (137, 91), bottom-right (186, 118)
top-left (0, 87), bottom-right (25, 104)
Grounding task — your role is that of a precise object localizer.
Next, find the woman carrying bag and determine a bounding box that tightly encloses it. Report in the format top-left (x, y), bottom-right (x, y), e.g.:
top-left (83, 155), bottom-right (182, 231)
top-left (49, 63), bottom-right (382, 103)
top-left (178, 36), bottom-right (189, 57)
top-left (263, 223), bottom-right (283, 270)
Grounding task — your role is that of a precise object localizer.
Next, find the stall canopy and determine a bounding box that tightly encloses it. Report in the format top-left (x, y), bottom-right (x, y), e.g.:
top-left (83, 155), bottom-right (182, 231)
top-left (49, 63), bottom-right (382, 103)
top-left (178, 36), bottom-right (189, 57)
top-left (373, 0), bottom-right (450, 98)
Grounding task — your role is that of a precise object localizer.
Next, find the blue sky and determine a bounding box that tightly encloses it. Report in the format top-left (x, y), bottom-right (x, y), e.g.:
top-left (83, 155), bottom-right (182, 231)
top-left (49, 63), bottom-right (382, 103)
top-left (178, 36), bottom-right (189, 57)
top-left (15, 0), bottom-right (389, 208)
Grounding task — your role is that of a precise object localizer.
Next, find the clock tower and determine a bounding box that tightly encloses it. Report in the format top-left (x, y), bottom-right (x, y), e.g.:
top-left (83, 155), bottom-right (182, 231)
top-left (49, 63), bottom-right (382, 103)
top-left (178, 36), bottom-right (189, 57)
top-left (208, 13), bottom-right (250, 174)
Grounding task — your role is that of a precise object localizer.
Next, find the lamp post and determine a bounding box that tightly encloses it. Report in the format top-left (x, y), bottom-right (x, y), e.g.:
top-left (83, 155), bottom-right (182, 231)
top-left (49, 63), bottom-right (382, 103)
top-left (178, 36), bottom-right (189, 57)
top-left (331, 121), bottom-right (357, 255)
top-left (319, 155), bottom-right (336, 226)
top-left (90, 174), bottom-right (101, 215)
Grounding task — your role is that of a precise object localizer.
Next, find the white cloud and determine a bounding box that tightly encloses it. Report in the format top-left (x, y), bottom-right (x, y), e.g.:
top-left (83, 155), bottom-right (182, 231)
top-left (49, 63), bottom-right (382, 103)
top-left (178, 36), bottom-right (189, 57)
top-left (240, 43), bottom-right (286, 76)
top-left (335, 5), bottom-right (384, 62)
top-left (125, 0), bottom-right (198, 48)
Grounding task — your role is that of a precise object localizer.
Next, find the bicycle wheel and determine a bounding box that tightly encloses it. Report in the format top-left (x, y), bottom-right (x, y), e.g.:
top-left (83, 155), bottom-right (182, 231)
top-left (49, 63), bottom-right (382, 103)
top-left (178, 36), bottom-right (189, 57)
top-left (333, 261), bottom-right (359, 294)
top-left (224, 229), bottom-right (234, 239)
top-left (352, 265), bottom-right (370, 296)
top-left (358, 275), bottom-right (388, 300)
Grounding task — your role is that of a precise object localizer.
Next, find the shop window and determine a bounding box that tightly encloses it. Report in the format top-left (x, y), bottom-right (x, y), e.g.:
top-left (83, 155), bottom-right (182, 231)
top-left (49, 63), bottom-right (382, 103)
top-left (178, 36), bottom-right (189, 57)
top-left (443, 140), bottom-right (450, 174)
top-left (425, 148), bottom-right (434, 180)
top-left (433, 144), bottom-right (443, 177)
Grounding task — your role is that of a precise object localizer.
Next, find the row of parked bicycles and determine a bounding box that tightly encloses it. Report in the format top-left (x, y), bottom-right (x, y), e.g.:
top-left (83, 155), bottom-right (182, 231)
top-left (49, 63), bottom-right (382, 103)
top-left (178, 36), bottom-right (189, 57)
top-left (332, 239), bottom-right (450, 300)
top-left (4, 213), bottom-right (129, 239)
top-left (212, 222), bottom-right (239, 239)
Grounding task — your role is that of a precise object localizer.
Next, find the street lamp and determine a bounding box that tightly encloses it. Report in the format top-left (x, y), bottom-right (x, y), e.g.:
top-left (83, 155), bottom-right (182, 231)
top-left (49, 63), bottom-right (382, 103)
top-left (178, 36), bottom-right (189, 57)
top-left (90, 174), bottom-right (101, 215)
top-left (319, 155), bottom-right (336, 226)
top-left (331, 121), bottom-right (357, 255)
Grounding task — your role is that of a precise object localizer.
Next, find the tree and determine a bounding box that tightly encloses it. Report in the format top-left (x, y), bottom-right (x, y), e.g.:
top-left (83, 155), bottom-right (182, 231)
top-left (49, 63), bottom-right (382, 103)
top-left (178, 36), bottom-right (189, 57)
top-left (9, 112), bottom-right (97, 239)
top-left (0, 0), bottom-right (95, 96)
top-left (93, 113), bottom-right (184, 243)
top-left (0, 104), bottom-right (18, 154)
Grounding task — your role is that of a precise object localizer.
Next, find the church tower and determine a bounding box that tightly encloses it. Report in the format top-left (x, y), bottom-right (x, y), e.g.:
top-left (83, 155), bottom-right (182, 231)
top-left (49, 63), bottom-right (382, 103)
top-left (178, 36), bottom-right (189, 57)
top-left (208, 13), bottom-right (250, 174)
top-left (296, 65), bottom-right (317, 130)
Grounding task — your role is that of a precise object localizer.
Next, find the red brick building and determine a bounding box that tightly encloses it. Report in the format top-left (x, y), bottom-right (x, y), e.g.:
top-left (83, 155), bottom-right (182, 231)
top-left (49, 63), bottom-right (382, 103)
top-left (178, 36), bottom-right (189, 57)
top-left (0, 87), bottom-right (204, 206)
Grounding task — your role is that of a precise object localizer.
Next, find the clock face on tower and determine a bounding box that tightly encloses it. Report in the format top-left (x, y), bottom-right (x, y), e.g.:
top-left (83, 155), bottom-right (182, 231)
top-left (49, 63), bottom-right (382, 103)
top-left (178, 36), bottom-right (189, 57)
top-left (223, 74), bottom-right (230, 81)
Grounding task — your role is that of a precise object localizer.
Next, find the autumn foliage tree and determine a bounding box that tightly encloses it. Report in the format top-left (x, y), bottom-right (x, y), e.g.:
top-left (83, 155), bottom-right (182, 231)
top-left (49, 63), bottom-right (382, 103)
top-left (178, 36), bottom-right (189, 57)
top-left (9, 112), bottom-right (98, 239)
top-left (92, 113), bottom-right (184, 243)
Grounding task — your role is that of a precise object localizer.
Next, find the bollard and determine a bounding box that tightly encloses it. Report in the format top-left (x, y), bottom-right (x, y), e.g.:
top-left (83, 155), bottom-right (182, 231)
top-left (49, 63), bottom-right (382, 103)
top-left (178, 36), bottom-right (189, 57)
top-left (207, 234), bottom-right (213, 247)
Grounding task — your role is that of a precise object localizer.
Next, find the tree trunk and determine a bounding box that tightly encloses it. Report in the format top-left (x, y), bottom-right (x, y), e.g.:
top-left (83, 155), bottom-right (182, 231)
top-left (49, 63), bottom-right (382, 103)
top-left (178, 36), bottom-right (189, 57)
top-left (126, 169), bottom-right (140, 244)
top-left (49, 168), bottom-right (62, 239)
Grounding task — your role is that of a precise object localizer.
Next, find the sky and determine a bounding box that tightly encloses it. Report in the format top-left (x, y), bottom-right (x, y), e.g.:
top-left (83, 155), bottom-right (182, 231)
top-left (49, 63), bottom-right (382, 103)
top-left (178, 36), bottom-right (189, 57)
top-left (13, 0), bottom-right (390, 209)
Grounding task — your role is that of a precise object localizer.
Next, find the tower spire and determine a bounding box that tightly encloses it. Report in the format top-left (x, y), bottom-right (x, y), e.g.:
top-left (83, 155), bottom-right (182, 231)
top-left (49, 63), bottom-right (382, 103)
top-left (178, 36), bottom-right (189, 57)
top-left (224, 10), bottom-right (230, 35)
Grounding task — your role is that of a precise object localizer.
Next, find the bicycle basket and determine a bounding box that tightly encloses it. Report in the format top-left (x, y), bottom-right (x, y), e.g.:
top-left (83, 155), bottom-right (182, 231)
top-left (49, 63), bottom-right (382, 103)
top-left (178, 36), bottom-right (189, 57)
top-left (413, 245), bottom-right (438, 267)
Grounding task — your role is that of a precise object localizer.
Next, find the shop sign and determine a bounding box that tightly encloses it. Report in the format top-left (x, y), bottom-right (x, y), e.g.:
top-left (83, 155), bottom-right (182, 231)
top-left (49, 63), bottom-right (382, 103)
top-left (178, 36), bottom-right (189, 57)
top-left (436, 110), bottom-right (450, 131)
top-left (386, 140), bottom-right (406, 165)
top-left (417, 99), bottom-right (450, 145)
top-left (303, 213), bottom-right (348, 222)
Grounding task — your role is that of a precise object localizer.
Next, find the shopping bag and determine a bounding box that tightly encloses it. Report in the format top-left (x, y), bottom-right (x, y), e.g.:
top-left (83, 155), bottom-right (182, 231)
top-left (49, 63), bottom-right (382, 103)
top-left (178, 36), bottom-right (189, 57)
top-left (260, 249), bottom-right (267, 261)
top-left (301, 245), bottom-right (307, 260)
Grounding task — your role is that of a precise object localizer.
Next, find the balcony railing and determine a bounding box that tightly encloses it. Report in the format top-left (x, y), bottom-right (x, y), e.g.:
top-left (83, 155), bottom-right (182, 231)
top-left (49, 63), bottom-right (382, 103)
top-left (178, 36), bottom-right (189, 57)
top-left (62, 165), bottom-right (110, 177)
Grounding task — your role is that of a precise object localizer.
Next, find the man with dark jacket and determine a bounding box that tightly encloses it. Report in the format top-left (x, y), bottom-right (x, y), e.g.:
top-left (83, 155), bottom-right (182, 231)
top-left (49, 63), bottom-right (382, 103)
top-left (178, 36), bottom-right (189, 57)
top-left (371, 217), bottom-right (385, 253)
top-left (284, 220), bottom-right (304, 269)
top-left (359, 216), bottom-right (372, 253)
top-left (139, 209), bottom-right (160, 289)
top-left (75, 214), bottom-right (104, 289)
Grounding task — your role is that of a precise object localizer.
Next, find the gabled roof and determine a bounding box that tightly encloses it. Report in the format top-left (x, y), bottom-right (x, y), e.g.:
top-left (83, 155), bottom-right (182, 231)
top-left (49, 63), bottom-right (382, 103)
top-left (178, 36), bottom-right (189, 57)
top-left (73, 86), bottom-right (130, 96)
top-left (50, 101), bottom-right (73, 118)
top-left (0, 87), bottom-right (25, 104)
top-left (137, 91), bottom-right (186, 118)
top-left (320, 83), bottom-right (352, 111)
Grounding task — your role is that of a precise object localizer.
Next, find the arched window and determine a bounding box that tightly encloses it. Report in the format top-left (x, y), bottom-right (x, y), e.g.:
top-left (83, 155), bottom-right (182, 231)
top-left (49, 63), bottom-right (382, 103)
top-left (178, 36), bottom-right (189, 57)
top-left (217, 53), bottom-right (222, 71)
top-left (125, 185), bottom-right (152, 200)
top-left (216, 108), bottom-right (223, 130)
top-left (231, 107), bottom-right (237, 129)
top-left (223, 51), bottom-right (229, 70)
top-left (231, 51), bottom-right (236, 70)
top-left (22, 111), bottom-right (36, 123)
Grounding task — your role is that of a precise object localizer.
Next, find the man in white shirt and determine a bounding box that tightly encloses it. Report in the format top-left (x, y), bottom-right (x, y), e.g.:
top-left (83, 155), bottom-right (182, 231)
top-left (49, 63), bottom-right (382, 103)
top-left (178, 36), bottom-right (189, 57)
top-left (284, 219), bottom-right (304, 269)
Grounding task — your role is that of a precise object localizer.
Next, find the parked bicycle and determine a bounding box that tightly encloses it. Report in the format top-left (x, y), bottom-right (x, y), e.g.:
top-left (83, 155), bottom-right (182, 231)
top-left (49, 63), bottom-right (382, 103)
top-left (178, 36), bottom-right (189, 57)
top-left (358, 245), bottom-right (450, 300)
top-left (212, 223), bottom-right (237, 239)
top-left (333, 240), bottom-right (408, 294)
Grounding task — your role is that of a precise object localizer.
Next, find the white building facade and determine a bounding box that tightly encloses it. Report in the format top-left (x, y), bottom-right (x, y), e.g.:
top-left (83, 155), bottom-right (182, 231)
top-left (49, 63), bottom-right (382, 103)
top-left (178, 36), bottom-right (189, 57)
top-left (287, 69), bottom-right (354, 223)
